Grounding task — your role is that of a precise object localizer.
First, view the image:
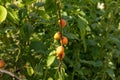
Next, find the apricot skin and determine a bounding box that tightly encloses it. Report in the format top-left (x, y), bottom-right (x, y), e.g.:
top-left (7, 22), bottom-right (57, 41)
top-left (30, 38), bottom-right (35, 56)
top-left (0, 60), bottom-right (5, 68)
top-left (56, 46), bottom-right (65, 60)
top-left (54, 32), bottom-right (61, 40)
top-left (56, 52), bottom-right (65, 60)
top-left (58, 19), bottom-right (66, 28)
top-left (60, 36), bottom-right (68, 45)
top-left (56, 46), bottom-right (64, 54)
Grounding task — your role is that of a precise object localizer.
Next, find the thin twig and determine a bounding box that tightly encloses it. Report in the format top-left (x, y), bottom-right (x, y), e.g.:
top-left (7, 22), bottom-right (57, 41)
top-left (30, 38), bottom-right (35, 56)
top-left (57, 0), bottom-right (63, 46)
top-left (56, 0), bottom-right (63, 72)
top-left (58, 60), bottom-right (62, 72)
top-left (0, 69), bottom-right (22, 80)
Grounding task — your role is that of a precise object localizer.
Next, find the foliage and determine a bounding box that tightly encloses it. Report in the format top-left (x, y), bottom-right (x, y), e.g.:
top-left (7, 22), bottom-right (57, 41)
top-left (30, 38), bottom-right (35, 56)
top-left (0, 0), bottom-right (120, 80)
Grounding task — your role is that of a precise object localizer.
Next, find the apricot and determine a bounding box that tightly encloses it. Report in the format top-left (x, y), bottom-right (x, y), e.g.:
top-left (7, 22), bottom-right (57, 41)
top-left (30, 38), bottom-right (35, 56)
top-left (56, 46), bottom-right (64, 55)
top-left (54, 32), bottom-right (61, 40)
top-left (60, 36), bottom-right (68, 45)
top-left (58, 19), bottom-right (66, 28)
top-left (56, 46), bottom-right (65, 60)
top-left (0, 60), bottom-right (5, 68)
top-left (56, 52), bottom-right (65, 60)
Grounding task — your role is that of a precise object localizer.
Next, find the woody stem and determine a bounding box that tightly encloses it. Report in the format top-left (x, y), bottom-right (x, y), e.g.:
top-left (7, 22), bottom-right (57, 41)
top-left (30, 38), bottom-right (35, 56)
top-left (57, 0), bottom-right (63, 46)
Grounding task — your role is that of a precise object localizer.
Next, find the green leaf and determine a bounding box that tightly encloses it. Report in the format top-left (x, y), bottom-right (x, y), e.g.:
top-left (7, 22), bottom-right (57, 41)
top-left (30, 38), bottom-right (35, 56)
top-left (80, 60), bottom-right (103, 67)
top-left (34, 63), bottom-right (43, 76)
top-left (9, 4), bottom-right (19, 10)
top-left (29, 12), bottom-right (39, 19)
top-left (65, 33), bottom-right (79, 40)
top-left (30, 41), bottom-right (47, 54)
top-left (77, 15), bottom-right (88, 52)
top-left (34, 2), bottom-right (44, 7)
top-left (20, 23), bottom-right (34, 42)
top-left (44, 0), bottom-right (57, 13)
top-left (106, 69), bottom-right (115, 80)
top-left (47, 50), bottom-right (56, 67)
top-left (18, 8), bottom-right (27, 20)
top-left (77, 15), bottom-right (88, 40)
top-left (0, 5), bottom-right (7, 24)
top-left (48, 77), bottom-right (53, 80)
top-left (22, 0), bottom-right (36, 4)
top-left (7, 9), bottom-right (19, 24)
top-left (110, 37), bottom-right (120, 49)
top-left (27, 66), bottom-right (34, 76)
top-left (93, 61), bottom-right (103, 67)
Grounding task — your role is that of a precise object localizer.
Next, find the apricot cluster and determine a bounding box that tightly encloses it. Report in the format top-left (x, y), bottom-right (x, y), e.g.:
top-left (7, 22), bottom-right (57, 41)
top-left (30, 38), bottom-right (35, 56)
top-left (54, 19), bottom-right (68, 61)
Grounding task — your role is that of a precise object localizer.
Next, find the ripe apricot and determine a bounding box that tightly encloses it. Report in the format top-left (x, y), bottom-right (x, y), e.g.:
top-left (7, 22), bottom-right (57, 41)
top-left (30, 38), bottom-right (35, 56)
top-left (56, 46), bottom-right (65, 60)
top-left (0, 60), bottom-right (5, 68)
top-left (56, 52), bottom-right (65, 60)
top-left (60, 36), bottom-right (68, 45)
top-left (54, 32), bottom-right (61, 40)
top-left (56, 46), bottom-right (64, 55)
top-left (58, 19), bottom-right (66, 28)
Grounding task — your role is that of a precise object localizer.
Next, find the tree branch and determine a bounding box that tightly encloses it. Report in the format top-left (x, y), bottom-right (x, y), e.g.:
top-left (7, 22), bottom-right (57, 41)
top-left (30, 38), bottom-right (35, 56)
top-left (0, 69), bottom-right (22, 80)
top-left (56, 0), bottom-right (63, 72)
top-left (57, 0), bottom-right (63, 46)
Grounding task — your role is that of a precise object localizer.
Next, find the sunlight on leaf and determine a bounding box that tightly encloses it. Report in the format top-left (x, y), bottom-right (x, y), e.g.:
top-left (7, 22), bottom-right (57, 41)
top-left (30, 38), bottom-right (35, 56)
top-left (0, 5), bottom-right (7, 24)
top-left (47, 50), bottom-right (56, 67)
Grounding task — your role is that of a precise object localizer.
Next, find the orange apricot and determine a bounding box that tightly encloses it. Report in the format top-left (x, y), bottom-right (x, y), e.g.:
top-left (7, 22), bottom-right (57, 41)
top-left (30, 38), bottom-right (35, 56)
top-left (60, 36), bottom-right (68, 45)
top-left (58, 19), bottom-right (66, 28)
top-left (56, 46), bottom-right (64, 55)
top-left (56, 46), bottom-right (65, 60)
top-left (0, 60), bottom-right (5, 68)
top-left (56, 52), bottom-right (65, 60)
top-left (54, 32), bottom-right (61, 40)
